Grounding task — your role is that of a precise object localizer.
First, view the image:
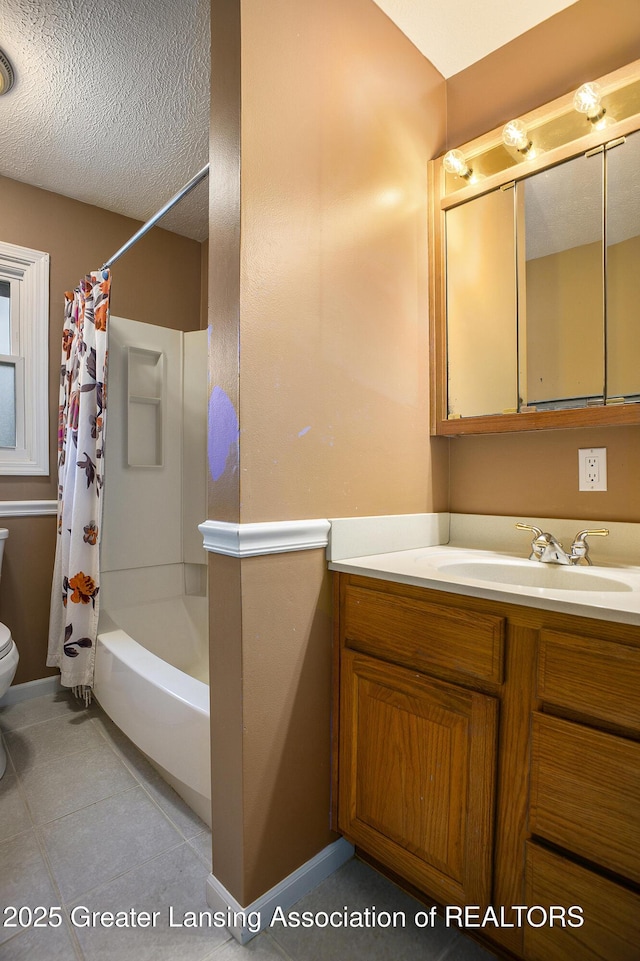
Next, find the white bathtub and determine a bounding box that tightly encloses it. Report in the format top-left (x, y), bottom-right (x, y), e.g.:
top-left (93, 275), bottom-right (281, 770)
top-left (94, 564), bottom-right (211, 825)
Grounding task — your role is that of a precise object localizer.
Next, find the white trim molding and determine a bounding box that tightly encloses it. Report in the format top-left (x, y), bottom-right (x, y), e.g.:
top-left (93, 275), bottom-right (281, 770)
top-left (0, 240), bottom-right (50, 475)
top-left (206, 837), bottom-right (354, 944)
top-left (0, 500), bottom-right (58, 518)
top-left (199, 518), bottom-right (331, 558)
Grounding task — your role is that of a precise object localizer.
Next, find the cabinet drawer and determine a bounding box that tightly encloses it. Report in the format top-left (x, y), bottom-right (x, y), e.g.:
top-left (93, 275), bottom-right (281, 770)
top-left (342, 581), bottom-right (504, 682)
top-left (524, 842), bottom-right (640, 961)
top-left (538, 630), bottom-right (640, 732)
top-left (530, 713), bottom-right (640, 882)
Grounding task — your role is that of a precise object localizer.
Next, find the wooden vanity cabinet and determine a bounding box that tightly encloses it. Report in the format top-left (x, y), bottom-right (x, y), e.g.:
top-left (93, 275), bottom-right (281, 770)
top-left (332, 572), bottom-right (640, 961)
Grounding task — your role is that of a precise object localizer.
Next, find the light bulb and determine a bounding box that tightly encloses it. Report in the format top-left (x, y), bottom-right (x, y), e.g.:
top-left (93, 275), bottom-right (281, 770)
top-left (442, 149), bottom-right (471, 179)
top-left (573, 81), bottom-right (605, 121)
top-left (502, 119), bottom-right (533, 154)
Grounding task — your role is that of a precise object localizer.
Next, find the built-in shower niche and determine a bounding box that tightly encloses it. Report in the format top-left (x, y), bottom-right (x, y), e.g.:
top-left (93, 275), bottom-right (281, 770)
top-left (101, 314), bottom-right (207, 579)
top-left (126, 345), bottom-right (164, 468)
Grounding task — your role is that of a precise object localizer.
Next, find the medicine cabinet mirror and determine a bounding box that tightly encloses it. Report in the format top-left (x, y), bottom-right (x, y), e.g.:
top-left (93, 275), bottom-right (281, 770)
top-left (430, 59), bottom-right (640, 434)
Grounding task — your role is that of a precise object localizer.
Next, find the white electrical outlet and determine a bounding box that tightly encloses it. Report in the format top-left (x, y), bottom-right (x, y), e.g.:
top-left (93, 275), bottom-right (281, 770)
top-left (578, 447), bottom-right (607, 491)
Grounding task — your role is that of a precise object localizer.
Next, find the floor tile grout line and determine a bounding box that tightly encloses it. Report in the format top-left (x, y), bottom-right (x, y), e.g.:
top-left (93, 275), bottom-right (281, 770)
top-left (261, 930), bottom-right (300, 961)
top-left (28, 809), bottom-right (88, 961)
top-left (5, 705), bottom-right (203, 843)
top-left (89, 713), bottom-right (210, 843)
top-left (0, 700), bottom-right (100, 736)
top-left (11, 761), bottom-right (147, 833)
top-left (2, 724), bottom-right (111, 779)
top-left (185, 835), bottom-right (213, 871)
top-left (59, 836), bottom-right (190, 910)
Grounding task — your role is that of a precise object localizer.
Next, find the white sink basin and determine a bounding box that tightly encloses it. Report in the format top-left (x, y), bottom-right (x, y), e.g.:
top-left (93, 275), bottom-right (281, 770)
top-left (430, 558), bottom-right (632, 592)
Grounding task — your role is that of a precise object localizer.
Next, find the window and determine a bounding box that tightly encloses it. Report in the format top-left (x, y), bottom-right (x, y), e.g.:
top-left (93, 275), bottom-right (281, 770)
top-left (0, 240), bottom-right (49, 474)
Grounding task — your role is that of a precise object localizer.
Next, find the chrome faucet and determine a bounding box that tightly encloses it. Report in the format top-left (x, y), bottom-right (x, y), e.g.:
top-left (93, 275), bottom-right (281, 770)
top-left (516, 523), bottom-right (609, 566)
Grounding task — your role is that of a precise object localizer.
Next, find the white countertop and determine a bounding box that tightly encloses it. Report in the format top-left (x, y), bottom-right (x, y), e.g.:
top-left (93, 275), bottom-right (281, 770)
top-left (329, 545), bottom-right (640, 627)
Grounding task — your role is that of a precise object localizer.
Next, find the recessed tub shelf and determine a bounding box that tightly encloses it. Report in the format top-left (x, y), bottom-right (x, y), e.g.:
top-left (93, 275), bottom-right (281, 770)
top-left (126, 346), bottom-right (164, 467)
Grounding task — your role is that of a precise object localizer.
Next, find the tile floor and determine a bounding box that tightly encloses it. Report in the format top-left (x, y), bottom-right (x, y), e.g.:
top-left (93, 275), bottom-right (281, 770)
top-left (0, 690), bottom-right (499, 961)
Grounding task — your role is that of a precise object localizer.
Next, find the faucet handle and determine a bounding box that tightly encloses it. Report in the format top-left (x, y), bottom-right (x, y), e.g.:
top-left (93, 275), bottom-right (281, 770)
top-left (570, 528), bottom-right (609, 565)
top-left (515, 522), bottom-right (544, 538)
top-left (516, 522), bottom-right (548, 559)
top-left (573, 528), bottom-right (609, 541)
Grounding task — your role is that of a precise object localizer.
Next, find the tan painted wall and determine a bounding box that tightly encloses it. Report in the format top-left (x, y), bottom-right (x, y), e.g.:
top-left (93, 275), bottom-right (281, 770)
top-left (207, 0), bottom-right (447, 906)
top-left (447, 1), bottom-right (640, 523)
top-left (238, 0), bottom-right (448, 522)
top-left (449, 426), bottom-right (640, 522)
top-left (608, 234), bottom-right (640, 398)
top-left (0, 175), bottom-right (203, 683)
top-left (525, 242), bottom-right (603, 404)
top-left (446, 0), bottom-right (640, 147)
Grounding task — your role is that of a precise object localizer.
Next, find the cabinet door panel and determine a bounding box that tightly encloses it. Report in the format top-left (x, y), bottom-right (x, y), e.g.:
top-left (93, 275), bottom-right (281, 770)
top-left (339, 650), bottom-right (498, 905)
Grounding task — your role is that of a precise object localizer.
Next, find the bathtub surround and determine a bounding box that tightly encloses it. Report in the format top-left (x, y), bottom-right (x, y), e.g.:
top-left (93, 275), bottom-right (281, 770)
top-left (96, 565), bottom-right (211, 824)
top-left (96, 315), bottom-right (210, 822)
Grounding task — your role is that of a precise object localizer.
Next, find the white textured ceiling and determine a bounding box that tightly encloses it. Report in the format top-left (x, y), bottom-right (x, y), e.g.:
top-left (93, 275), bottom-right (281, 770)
top-left (372, 0), bottom-right (579, 78)
top-left (0, 0), bottom-right (210, 242)
top-left (0, 0), bottom-right (577, 246)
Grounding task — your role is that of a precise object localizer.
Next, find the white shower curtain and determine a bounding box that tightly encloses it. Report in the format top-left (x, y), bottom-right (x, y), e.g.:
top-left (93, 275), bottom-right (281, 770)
top-left (47, 270), bottom-right (110, 701)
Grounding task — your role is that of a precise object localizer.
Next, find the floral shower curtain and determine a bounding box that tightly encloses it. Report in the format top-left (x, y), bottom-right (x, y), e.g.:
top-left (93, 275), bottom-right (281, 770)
top-left (47, 270), bottom-right (110, 701)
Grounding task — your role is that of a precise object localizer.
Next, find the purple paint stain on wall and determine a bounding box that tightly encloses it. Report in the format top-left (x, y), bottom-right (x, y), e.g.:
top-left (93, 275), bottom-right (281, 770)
top-left (298, 426), bottom-right (311, 437)
top-left (208, 386), bottom-right (239, 481)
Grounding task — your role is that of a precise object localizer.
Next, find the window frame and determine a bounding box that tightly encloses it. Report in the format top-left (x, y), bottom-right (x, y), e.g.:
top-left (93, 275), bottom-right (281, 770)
top-left (0, 240), bottom-right (49, 475)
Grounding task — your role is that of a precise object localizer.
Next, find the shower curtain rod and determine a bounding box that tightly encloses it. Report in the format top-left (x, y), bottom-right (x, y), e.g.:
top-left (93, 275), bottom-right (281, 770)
top-left (101, 163), bottom-right (210, 270)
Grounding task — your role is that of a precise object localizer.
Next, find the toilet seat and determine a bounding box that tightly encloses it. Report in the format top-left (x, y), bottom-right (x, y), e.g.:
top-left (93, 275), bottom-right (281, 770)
top-left (0, 622), bottom-right (12, 660)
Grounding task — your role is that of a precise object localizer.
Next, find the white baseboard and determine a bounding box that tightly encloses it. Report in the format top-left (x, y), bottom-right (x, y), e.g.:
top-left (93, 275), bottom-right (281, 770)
top-left (4, 675), bottom-right (62, 705)
top-left (206, 836), bottom-right (354, 944)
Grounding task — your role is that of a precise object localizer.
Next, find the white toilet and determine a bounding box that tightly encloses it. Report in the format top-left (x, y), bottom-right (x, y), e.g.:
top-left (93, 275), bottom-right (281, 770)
top-left (0, 528), bottom-right (19, 778)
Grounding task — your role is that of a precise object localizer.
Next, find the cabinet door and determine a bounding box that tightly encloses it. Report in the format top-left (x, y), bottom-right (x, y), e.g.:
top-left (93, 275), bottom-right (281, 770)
top-left (338, 649), bottom-right (498, 905)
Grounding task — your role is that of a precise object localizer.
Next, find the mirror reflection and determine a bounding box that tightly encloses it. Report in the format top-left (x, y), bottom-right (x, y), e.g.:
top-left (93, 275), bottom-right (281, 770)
top-left (606, 130), bottom-right (640, 402)
top-left (521, 152), bottom-right (604, 410)
top-left (445, 188), bottom-right (517, 418)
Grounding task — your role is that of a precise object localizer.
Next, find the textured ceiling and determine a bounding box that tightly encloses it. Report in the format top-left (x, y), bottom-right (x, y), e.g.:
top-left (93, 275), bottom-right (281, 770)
top-left (0, 0), bottom-right (210, 242)
top-left (371, 0), bottom-right (578, 78)
top-left (0, 0), bottom-right (577, 246)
